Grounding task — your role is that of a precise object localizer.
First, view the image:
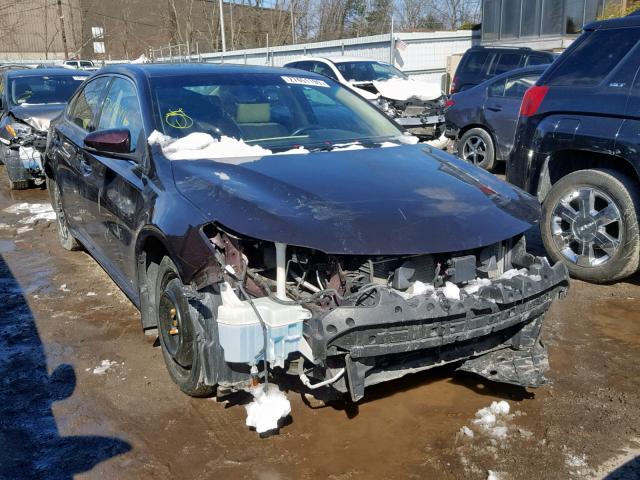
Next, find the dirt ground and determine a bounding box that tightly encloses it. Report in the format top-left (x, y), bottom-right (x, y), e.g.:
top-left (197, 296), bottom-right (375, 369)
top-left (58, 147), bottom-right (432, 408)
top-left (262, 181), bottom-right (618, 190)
top-left (0, 168), bottom-right (639, 480)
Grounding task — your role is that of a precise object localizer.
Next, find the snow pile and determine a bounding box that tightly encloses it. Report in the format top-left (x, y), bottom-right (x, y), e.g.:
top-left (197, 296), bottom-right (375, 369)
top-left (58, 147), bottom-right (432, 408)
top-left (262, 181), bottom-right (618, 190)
top-left (148, 131), bottom-right (411, 163)
top-left (442, 281), bottom-right (461, 300)
top-left (487, 470), bottom-right (502, 480)
top-left (88, 359), bottom-right (118, 375)
top-left (59, 284), bottom-right (70, 293)
top-left (464, 278), bottom-right (492, 295)
top-left (471, 401), bottom-right (511, 439)
top-left (149, 131), bottom-right (272, 161)
top-left (245, 384), bottom-right (291, 434)
top-left (373, 78), bottom-right (442, 102)
top-left (3, 203), bottom-right (55, 224)
top-left (406, 280), bottom-right (435, 296)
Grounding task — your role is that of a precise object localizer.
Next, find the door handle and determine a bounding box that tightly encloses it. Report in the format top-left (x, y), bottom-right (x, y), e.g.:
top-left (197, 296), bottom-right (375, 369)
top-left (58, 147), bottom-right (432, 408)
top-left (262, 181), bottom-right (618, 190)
top-left (487, 106), bottom-right (502, 112)
top-left (80, 157), bottom-right (92, 176)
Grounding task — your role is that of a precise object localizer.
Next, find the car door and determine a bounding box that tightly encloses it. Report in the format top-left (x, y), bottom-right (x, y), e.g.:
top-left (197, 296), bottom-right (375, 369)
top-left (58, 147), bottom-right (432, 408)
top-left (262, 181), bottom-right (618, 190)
top-left (50, 75), bottom-right (111, 239)
top-left (484, 71), bottom-right (541, 159)
top-left (84, 75), bottom-right (146, 289)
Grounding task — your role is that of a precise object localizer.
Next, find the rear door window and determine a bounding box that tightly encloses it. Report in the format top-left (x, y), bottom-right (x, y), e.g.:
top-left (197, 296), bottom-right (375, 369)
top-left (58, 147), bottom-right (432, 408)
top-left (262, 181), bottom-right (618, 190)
top-left (504, 74), bottom-right (540, 98)
top-left (546, 28), bottom-right (640, 87)
top-left (310, 62), bottom-right (338, 81)
top-left (488, 78), bottom-right (506, 97)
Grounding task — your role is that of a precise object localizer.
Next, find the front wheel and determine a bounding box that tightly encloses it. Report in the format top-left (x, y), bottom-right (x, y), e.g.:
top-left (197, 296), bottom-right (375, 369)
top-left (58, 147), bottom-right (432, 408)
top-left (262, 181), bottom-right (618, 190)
top-left (541, 169), bottom-right (640, 283)
top-left (457, 128), bottom-right (496, 171)
top-left (47, 176), bottom-right (81, 251)
top-left (154, 256), bottom-right (216, 397)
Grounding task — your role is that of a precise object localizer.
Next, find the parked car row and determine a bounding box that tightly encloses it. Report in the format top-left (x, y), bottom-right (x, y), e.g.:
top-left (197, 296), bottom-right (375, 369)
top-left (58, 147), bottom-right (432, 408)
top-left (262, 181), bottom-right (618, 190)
top-left (446, 13), bottom-right (640, 285)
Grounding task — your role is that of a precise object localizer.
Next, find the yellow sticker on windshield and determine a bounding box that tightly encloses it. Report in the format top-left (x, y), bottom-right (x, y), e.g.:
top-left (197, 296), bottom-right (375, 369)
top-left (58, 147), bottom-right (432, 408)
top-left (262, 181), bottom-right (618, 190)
top-left (165, 108), bottom-right (194, 129)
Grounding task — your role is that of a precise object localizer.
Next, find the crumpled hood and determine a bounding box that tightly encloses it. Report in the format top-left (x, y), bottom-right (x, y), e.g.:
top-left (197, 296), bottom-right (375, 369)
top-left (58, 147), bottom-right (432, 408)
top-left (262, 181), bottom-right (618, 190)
top-left (9, 103), bottom-right (65, 132)
top-left (170, 145), bottom-right (541, 255)
top-left (373, 78), bottom-right (443, 102)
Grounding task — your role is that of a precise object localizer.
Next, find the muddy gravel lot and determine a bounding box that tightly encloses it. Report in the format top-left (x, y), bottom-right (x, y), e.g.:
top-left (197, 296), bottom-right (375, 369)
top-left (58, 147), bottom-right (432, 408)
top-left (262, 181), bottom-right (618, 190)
top-left (0, 167), bottom-right (639, 480)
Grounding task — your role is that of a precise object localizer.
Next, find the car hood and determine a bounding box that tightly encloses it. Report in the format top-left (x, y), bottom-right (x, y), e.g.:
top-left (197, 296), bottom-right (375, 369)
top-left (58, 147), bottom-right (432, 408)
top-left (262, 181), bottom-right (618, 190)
top-left (9, 103), bottom-right (65, 132)
top-left (170, 144), bottom-right (540, 255)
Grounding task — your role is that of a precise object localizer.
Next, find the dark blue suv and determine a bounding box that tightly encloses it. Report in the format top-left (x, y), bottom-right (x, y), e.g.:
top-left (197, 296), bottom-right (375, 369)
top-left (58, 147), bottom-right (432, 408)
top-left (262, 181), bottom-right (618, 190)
top-left (508, 13), bottom-right (640, 283)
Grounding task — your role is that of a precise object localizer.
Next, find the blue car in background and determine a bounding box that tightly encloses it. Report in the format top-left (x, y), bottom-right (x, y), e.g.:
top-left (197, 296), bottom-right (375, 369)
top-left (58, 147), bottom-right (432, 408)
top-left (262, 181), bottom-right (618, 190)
top-left (444, 64), bottom-right (549, 171)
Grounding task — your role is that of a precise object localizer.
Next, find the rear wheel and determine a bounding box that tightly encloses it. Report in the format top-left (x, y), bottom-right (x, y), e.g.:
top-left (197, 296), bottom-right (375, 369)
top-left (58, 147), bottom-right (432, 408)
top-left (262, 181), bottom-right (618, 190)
top-left (47, 176), bottom-right (81, 250)
top-left (154, 256), bottom-right (216, 397)
top-left (458, 128), bottom-right (496, 171)
top-left (541, 169), bottom-right (640, 283)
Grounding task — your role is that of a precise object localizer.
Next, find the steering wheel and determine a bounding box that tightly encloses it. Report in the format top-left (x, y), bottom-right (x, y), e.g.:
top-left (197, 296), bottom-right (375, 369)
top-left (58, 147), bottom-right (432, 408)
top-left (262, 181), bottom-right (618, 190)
top-left (291, 125), bottom-right (323, 136)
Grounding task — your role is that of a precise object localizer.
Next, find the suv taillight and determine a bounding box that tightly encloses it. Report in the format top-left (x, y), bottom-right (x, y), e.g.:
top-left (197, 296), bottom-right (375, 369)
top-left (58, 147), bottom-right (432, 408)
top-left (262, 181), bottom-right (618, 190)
top-left (450, 76), bottom-right (458, 94)
top-left (445, 98), bottom-right (455, 109)
top-left (520, 85), bottom-right (549, 117)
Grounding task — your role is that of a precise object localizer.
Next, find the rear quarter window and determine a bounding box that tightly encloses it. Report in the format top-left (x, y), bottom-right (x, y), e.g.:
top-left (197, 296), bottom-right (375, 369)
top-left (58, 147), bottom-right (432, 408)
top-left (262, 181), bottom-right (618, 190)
top-left (462, 51), bottom-right (492, 74)
top-left (491, 53), bottom-right (524, 75)
top-left (546, 28), bottom-right (640, 87)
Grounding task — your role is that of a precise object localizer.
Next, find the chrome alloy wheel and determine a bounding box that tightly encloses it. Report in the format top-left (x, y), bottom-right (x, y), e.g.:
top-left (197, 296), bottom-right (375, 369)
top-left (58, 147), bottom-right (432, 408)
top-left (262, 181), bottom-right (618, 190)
top-left (461, 135), bottom-right (486, 165)
top-left (550, 186), bottom-right (622, 267)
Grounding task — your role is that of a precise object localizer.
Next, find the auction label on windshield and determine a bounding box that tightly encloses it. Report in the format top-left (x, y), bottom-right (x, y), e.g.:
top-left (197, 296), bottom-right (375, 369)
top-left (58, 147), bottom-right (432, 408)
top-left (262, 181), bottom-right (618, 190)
top-left (281, 76), bottom-right (330, 88)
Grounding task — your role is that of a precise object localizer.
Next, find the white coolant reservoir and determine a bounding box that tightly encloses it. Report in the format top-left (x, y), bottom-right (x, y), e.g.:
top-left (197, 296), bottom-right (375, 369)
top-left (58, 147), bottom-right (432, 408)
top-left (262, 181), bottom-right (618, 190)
top-left (217, 283), bottom-right (312, 368)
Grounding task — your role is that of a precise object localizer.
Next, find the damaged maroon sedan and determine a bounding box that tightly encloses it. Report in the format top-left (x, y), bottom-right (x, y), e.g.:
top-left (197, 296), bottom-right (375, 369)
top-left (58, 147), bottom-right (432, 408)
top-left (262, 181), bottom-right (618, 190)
top-left (44, 64), bottom-right (568, 402)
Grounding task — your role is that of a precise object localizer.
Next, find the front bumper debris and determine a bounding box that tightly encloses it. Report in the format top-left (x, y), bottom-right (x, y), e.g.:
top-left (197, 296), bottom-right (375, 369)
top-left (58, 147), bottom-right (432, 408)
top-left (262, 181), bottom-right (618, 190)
top-left (303, 257), bottom-right (568, 402)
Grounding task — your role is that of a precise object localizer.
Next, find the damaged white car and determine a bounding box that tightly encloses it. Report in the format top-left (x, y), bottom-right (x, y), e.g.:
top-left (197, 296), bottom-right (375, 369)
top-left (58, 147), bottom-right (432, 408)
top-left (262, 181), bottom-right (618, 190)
top-left (284, 57), bottom-right (447, 140)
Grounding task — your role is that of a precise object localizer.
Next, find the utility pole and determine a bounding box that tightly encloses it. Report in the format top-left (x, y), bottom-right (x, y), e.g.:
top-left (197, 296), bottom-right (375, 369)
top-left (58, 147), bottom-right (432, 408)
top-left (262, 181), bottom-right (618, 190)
top-left (56, 0), bottom-right (69, 60)
top-left (290, 0), bottom-right (296, 44)
top-left (218, 0), bottom-right (226, 53)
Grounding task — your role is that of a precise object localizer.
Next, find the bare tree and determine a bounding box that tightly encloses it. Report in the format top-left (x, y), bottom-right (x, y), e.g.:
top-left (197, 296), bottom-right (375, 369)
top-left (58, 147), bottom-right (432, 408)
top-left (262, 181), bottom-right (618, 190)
top-left (424, 0), bottom-right (480, 30)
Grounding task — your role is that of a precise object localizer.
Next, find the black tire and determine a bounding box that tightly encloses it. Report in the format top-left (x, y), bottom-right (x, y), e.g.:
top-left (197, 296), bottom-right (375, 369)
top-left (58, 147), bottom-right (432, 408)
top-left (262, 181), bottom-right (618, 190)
top-left (47, 176), bottom-right (81, 251)
top-left (541, 169), bottom-right (640, 283)
top-left (457, 128), bottom-right (496, 171)
top-left (154, 256), bottom-right (216, 397)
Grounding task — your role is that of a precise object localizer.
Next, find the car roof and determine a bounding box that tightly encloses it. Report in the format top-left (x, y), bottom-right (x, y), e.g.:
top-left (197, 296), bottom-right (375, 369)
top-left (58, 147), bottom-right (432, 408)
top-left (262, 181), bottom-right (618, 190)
top-left (286, 56), bottom-right (385, 65)
top-left (469, 64), bottom-right (549, 91)
top-left (99, 62), bottom-right (326, 80)
top-left (5, 67), bottom-right (90, 78)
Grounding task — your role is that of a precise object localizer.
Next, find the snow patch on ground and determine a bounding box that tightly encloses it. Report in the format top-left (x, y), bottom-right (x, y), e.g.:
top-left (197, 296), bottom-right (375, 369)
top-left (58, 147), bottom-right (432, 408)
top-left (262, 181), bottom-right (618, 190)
top-left (459, 401), bottom-right (513, 441)
top-left (87, 359), bottom-right (118, 375)
top-left (16, 226), bottom-right (32, 234)
top-left (59, 284), bottom-right (70, 293)
top-left (373, 78), bottom-right (442, 102)
top-left (245, 384), bottom-right (291, 434)
top-left (3, 203), bottom-right (55, 224)
top-left (487, 470), bottom-right (502, 480)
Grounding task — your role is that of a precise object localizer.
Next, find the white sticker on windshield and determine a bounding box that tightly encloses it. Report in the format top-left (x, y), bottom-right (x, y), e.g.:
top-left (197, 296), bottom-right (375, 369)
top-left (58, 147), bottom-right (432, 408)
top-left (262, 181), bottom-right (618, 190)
top-left (281, 76), bottom-right (330, 88)
top-left (72, 76), bottom-right (87, 81)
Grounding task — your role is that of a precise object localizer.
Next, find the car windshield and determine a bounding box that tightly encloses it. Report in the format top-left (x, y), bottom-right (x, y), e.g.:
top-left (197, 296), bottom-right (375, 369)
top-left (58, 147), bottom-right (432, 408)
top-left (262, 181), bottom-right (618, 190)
top-left (334, 61), bottom-right (408, 82)
top-left (149, 72), bottom-right (404, 152)
top-left (9, 74), bottom-right (87, 105)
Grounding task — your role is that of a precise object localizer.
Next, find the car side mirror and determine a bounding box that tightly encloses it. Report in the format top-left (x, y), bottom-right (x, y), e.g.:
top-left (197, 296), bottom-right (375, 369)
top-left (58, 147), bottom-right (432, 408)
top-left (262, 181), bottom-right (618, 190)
top-left (84, 128), bottom-right (131, 155)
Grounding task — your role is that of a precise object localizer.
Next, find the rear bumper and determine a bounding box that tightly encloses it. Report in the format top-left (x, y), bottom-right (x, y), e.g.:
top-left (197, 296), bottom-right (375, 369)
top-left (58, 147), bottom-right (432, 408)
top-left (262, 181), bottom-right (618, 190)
top-left (304, 257), bottom-right (568, 401)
